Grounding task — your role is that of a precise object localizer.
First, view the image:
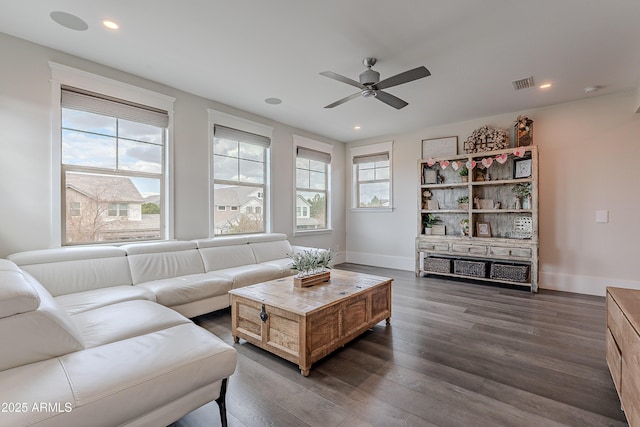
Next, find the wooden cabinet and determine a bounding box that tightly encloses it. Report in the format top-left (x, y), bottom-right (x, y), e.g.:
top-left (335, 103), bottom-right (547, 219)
top-left (606, 287), bottom-right (640, 427)
top-left (416, 146), bottom-right (538, 292)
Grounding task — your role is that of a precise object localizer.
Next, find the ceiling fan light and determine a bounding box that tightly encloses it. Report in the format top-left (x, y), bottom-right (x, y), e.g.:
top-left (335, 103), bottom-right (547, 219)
top-left (359, 69), bottom-right (380, 85)
top-left (362, 89), bottom-right (377, 98)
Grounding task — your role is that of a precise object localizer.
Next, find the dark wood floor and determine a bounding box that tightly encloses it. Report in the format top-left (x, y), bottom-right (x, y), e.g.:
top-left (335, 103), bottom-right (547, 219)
top-left (172, 263), bottom-right (627, 427)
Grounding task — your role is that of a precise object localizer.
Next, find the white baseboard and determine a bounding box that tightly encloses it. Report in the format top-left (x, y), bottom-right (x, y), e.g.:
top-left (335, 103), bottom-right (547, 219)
top-left (539, 271), bottom-right (640, 296)
top-left (342, 253), bottom-right (640, 297)
top-left (345, 251), bottom-right (414, 272)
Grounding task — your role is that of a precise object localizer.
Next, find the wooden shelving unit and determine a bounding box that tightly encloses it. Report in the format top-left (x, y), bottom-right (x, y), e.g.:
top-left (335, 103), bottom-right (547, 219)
top-left (416, 146), bottom-right (538, 292)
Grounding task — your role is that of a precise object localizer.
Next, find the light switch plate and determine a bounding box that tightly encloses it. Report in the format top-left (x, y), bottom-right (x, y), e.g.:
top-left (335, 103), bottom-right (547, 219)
top-left (595, 210), bottom-right (609, 223)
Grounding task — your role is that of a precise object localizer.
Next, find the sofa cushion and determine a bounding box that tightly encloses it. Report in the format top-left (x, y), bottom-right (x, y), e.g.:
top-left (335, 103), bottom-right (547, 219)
top-left (0, 260), bottom-right (40, 318)
top-left (55, 285), bottom-right (156, 315)
top-left (198, 244), bottom-right (257, 272)
top-left (250, 239), bottom-right (294, 263)
top-left (137, 273), bottom-right (233, 307)
top-left (72, 300), bottom-right (191, 348)
top-left (8, 246), bottom-right (132, 297)
top-left (123, 241), bottom-right (205, 284)
top-left (209, 265), bottom-right (286, 289)
top-left (0, 324), bottom-right (237, 427)
top-left (0, 272), bottom-right (85, 372)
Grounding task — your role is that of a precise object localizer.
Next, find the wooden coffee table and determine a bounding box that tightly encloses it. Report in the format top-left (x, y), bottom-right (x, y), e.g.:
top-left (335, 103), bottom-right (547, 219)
top-left (229, 269), bottom-right (392, 376)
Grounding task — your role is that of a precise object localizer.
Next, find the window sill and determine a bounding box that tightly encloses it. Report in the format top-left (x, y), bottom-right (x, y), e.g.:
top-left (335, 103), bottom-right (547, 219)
top-left (294, 229), bottom-right (333, 237)
top-left (350, 207), bottom-right (394, 213)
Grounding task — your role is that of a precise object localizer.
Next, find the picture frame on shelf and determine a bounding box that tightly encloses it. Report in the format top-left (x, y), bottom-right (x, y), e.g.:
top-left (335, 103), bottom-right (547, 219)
top-left (476, 222), bottom-right (492, 237)
top-left (514, 158), bottom-right (532, 179)
top-left (423, 168), bottom-right (437, 184)
top-left (422, 136), bottom-right (457, 159)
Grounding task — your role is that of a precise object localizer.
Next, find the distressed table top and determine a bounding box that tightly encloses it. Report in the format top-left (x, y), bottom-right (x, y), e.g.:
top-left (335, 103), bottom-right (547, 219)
top-left (228, 269), bottom-right (392, 316)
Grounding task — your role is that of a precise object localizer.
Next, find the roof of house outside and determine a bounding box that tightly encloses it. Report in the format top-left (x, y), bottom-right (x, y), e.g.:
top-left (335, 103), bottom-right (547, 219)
top-left (66, 173), bottom-right (144, 203)
top-left (214, 186), bottom-right (260, 206)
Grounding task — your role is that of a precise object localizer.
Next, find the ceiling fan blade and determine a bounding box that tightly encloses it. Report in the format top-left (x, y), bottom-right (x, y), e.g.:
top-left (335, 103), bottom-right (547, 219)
top-left (324, 92), bottom-right (361, 108)
top-left (375, 66), bottom-right (431, 90)
top-left (320, 71), bottom-right (366, 89)
top-left (375, 90), bottom-right (409, 109)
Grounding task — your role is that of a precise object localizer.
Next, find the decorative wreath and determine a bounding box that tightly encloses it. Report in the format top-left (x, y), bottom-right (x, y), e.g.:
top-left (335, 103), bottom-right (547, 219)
top-left (464, 126), bottom-right (509, 153)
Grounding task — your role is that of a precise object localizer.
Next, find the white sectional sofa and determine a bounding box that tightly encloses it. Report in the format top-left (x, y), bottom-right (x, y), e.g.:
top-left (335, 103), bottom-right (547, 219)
top-left (0, 233), bottom-right (310, 427)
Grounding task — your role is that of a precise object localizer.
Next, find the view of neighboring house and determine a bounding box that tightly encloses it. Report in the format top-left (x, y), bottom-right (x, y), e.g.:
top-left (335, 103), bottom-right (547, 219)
top-left (213, 186), bottom-right (264, 234)
top-left (295, 194), bottom-right (322, 230)
top-left (213, 187), bottom-right (323, 234)
top-left (65, 173), bottom-right (160, 243)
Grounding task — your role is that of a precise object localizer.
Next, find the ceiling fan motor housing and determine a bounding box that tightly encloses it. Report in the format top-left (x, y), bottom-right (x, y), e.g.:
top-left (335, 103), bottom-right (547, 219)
top-left (359, 69), bottom-right (380, 86)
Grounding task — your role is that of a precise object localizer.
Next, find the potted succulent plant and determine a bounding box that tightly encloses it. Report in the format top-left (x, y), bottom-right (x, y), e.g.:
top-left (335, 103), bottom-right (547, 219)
top-left (457, 195), bottom-right (469, 210)
top-left (422, 213), bottom-right (442, 235)
top-left (459, 165), bottom-right (469, 182)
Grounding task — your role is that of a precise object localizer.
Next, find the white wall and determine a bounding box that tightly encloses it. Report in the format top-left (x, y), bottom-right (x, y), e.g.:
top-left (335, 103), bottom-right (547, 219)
top-left (346, 91), bottom-right (640, 295)
top-left (0, 33), bottom-right (346, 259)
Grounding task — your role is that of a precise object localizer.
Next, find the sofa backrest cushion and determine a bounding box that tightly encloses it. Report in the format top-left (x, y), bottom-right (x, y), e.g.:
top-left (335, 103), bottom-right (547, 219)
top-left (0, 269), bottom-right (85, 371)
top-left (8, 247), bottom-right (132, 297)
top-left (248, 234), bottom-right (294, 263)
top-left (123, 241), bottom-right (205, 284)
top-left (194, 236), bottom-right (257, 271)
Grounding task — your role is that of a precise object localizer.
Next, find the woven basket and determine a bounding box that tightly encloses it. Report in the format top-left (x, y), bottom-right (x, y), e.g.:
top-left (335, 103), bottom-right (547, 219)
top-left (424, 257), bottom-right (451, 274)
top-left (490, 263), bottom-right (529, 283)
top-left (453, 259), bottom-right (488, 278)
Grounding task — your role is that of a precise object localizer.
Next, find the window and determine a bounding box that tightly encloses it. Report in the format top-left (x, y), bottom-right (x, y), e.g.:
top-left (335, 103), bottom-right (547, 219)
top-left (351, 142), bottom-right (393, 210)
top-left (295, 143), bottom-right (331, 231)
top-left (60, 86), bottom-right (168, 244)
top-left (108, 203), bottom-right (128, 217)
top-left (230, 206), bottom-right (238, 211)
top-left (217, 205), bottom-right (226, 211)
top-left (213, 125), bottom-right (269, 235)
top-left (69, 202), bottom-right (81, 216)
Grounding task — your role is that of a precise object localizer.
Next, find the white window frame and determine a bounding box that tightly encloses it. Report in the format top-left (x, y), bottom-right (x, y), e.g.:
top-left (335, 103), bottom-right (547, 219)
top-left (350, 141), bottom-right (394, 211)
top-left (293, 135), bottom-right (333, 235)
top-left (208, 109), bottom-right (273, 237)
top-left (49, 62), bottom-right (175, 246)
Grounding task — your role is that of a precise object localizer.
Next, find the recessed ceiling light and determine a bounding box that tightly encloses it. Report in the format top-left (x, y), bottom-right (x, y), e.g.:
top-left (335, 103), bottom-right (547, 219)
top-left (103, 20), bottom-right (119, 30)
top-left (264, 97), bottom-right (282, 105)
top-left (353, 126), bottom-right (361, 130)
top-left (539, 83), bottom-right (552, 89)
top-left (50, 11), bottom-right (88, 31)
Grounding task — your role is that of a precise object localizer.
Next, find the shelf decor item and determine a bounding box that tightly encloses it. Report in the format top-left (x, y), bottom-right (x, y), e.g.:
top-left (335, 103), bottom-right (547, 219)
top-left (454, 259), bottom-right (488, 278)
top-left (514, 115), bottom-right (534, 147)
top-left (422, 213), bottom-right (441, 235)
top-left (512, 182), bottom-right (532, 209)
top-left (424, 257), bottom-right (451, 273)
top-left (476, 222), bottom-right (492, 237)
top-left (457, 196), bottom-right (469, 210)
top-left (490, 263), bottom-right (530, 283)
top-left (288, 249), bottom-right (334, 287)
top-left (459, 165), bottom-right (469, 182)
top-left (422, 136), bottom-right (458, 158)
top-left (464, 126), bottom-right (509, 153)
top-left (514, 158), bottom-right (532, 178)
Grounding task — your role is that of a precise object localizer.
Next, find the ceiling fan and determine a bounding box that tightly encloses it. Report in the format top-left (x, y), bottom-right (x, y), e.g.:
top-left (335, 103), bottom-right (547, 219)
top-left (320, 58), bottom-right (431, 109)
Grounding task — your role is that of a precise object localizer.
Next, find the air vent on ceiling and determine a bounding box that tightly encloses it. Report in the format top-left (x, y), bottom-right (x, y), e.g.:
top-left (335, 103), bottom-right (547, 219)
top-left (512, 76), bottom-right (535, 91)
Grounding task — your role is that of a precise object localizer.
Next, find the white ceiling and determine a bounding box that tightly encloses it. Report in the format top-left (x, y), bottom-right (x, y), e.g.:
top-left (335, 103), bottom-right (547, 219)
top-left (1, 1), bottom-right (639, 142)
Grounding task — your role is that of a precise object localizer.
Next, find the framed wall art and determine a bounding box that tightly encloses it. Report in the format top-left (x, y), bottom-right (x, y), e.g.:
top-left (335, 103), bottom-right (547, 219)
top-left (422, 136), bottom-right (457, 159)
top-left (514, 158), bottom-right (532, 179)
